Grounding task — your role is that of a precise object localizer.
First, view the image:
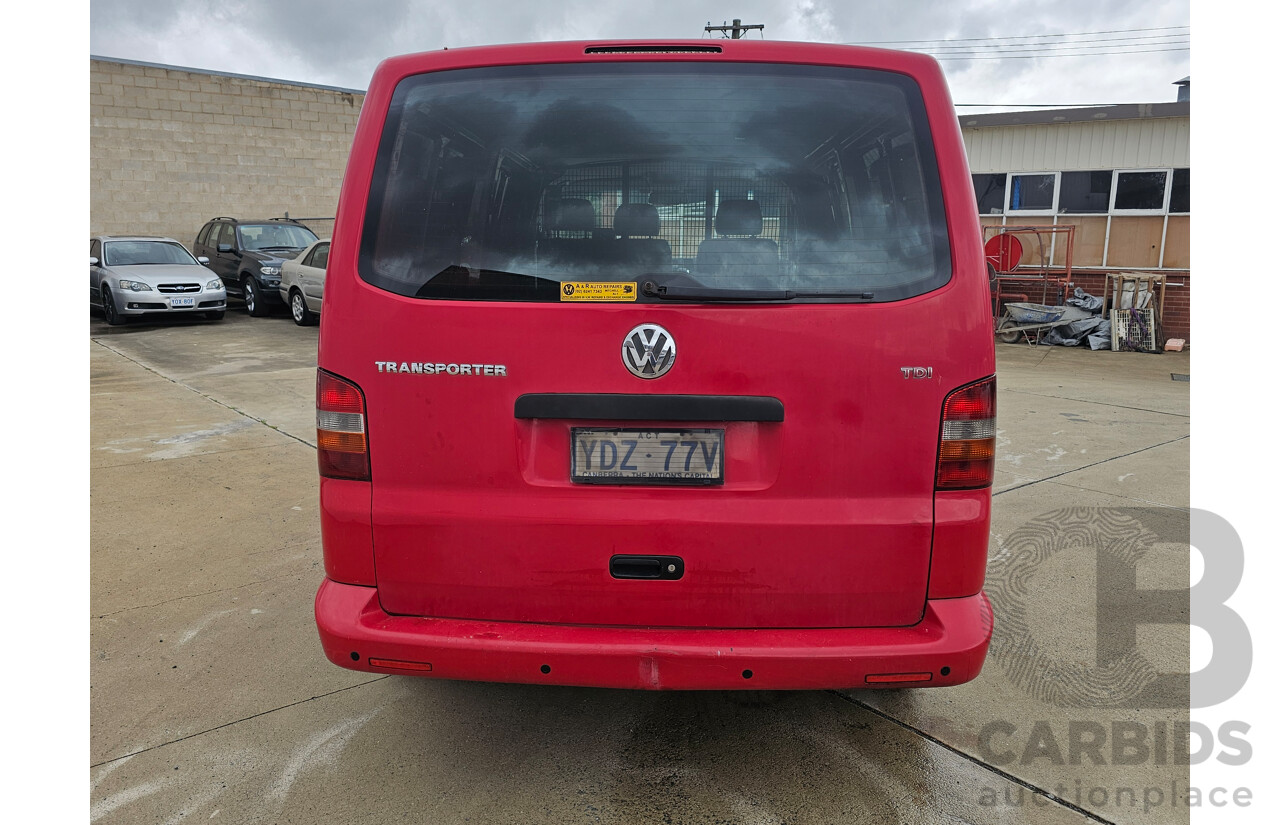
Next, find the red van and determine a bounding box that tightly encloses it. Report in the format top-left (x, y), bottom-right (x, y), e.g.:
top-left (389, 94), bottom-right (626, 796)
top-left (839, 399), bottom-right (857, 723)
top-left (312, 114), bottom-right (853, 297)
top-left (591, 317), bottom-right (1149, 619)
top-left (314, 40), bottom-right (995, 690)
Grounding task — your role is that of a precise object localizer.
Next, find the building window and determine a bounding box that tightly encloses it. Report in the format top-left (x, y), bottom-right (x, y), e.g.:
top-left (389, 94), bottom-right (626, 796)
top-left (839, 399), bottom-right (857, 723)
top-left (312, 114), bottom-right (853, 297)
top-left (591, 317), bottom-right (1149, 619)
top-left (1058, 171), bottom-right (1112, 213)
top-left (972, 174), bottom-right (1006, 214)
top-left (969, 168), bottom-right (1189, 217)
top-left (1009, 173), bottom-right (1055, 211)
top-left (1114, 170), bottom-right (1169, 211)
top-left (1169, 168), bottom-right (1189, 213)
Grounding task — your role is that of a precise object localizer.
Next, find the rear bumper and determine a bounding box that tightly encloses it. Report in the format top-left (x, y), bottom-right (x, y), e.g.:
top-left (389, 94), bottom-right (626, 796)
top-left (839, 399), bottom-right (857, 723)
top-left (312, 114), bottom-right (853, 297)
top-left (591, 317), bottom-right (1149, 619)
top-left (314, 579), bottom-right (993, 690)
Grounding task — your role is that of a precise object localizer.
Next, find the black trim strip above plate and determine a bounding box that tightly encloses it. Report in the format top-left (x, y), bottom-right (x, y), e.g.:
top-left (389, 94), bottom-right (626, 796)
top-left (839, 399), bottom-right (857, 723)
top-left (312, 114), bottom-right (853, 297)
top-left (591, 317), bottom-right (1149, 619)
top-left (515, 393), bottom-right (784, 422)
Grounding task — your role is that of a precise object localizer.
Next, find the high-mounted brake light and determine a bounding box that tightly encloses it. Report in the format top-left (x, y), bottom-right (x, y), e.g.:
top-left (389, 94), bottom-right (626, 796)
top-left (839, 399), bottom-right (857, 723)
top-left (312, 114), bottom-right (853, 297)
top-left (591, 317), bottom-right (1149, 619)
top-left (936, 376), bottom-right (996, 490)
top-left (317, 370), bottom-right (370, 481)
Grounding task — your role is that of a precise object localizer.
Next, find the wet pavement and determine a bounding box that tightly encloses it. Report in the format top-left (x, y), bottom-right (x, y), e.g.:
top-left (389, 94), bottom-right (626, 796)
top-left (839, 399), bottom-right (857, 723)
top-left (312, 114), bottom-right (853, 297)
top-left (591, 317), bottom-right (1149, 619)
top-left (91, 309), bottom-right (1189, 824)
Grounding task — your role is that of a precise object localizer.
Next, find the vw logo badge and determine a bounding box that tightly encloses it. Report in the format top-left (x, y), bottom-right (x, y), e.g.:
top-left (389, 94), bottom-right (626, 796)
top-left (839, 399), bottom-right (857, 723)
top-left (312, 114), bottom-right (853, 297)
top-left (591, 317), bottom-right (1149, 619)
top-left (622, 324), bottom-right (676, 379)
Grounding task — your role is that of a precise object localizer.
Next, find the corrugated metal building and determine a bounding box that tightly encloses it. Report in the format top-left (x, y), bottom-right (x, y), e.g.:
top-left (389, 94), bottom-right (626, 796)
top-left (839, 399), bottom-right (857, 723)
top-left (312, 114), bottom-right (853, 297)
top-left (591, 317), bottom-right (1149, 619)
top-left (959, 93), bottom-right (1190, 340)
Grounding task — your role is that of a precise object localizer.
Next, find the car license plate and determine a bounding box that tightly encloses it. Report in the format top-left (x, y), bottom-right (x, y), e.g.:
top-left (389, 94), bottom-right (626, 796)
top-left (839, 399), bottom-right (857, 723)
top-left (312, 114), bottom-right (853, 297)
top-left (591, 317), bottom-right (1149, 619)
top-left (169, 296), bottom-right (195, 307)
top-left (571, 429), bottom-right (724, 485)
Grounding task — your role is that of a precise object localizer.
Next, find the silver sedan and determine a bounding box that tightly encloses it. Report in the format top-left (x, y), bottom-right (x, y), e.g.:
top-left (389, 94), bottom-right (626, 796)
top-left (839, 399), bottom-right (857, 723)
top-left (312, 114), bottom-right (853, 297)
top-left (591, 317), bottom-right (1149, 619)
top-left (278, 239), bottom-right (329, 326)
top-left (91, 236), bottom-right (228, 325)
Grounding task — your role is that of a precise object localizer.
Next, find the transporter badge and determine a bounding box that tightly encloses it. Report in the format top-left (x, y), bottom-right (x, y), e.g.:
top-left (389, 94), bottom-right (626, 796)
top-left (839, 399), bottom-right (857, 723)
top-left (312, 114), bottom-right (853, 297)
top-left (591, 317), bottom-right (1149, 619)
top-left (622, 324), bottom-right (676, 379)
top-left (374, 361), bottom-right (507, 376)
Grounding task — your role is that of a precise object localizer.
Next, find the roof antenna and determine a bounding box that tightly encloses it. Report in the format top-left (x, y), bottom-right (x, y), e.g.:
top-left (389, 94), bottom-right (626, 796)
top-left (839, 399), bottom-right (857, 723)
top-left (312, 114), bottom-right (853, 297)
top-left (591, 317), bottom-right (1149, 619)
top-left (704, 18), bottom-right (764, 39)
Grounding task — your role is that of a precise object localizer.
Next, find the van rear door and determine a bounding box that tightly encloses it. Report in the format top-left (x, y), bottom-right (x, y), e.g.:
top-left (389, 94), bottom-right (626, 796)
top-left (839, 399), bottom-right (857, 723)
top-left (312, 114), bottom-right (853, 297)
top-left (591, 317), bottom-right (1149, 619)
top-left (347, 60), bottom-right (982, 630)
top-left (364, 301), bottom-right (967, 629)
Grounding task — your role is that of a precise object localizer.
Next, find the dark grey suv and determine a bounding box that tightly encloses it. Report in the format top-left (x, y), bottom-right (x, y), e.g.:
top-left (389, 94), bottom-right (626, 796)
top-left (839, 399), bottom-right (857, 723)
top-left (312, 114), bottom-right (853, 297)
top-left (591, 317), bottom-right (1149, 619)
top-left (193, 218), bottom-right (318, 316)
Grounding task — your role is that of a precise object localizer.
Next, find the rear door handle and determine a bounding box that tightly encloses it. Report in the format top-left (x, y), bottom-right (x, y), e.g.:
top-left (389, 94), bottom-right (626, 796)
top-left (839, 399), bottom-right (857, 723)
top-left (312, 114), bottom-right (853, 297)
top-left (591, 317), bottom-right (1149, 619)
top-left (610, 555), bottom-right (684, 580)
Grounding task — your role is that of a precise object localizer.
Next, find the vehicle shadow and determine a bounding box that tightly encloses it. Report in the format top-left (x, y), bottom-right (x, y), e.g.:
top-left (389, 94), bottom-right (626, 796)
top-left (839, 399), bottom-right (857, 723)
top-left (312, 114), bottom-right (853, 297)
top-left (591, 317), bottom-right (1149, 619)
top-left (352, 678), bottom-right (947, 824)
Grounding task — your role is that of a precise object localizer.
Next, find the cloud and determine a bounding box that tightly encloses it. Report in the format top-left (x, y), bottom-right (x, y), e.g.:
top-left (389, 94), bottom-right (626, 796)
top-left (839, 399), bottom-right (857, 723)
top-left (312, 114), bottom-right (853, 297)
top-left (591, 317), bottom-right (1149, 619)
top-left (89, 0), bottom-right (1190, 107)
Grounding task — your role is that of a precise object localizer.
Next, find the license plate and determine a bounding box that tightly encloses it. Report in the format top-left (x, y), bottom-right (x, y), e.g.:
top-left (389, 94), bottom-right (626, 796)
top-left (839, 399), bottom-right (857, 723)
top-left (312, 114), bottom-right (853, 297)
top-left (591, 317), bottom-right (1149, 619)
top-left (169, 296), bottom-right (195, 307)
top-left (572, 429), bottom-right (724, 485)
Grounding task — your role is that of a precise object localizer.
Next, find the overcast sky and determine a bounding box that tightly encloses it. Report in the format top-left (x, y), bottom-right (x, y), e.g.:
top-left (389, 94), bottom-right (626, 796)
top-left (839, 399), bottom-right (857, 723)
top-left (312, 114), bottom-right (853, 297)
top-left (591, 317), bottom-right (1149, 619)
top-left (89, 0), bottom-right (1190, 112)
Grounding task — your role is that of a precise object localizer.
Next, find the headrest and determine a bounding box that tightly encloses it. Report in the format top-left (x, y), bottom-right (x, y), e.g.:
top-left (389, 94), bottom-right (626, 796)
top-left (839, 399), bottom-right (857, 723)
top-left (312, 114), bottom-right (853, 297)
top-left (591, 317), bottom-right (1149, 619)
top-left (715, 199), bottom-right (763, 236)
top-left (549, 198), bottom-right (596, 231)
top-left (614, 203), bottom-right (660, 237)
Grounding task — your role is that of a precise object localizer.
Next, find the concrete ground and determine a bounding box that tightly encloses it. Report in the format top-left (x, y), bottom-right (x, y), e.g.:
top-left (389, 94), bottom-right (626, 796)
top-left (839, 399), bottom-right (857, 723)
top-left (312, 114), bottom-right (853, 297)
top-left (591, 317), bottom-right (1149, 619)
top-left (90, 308), bottom-right (1190, 825)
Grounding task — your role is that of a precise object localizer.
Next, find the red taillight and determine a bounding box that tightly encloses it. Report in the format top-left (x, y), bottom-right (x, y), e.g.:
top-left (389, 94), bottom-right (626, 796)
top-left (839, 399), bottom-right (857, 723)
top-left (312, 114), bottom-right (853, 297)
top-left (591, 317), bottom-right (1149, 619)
top-left (936, 376), bottom-right (995, 490)
top-left (317, 370), bottom-right (369, 481)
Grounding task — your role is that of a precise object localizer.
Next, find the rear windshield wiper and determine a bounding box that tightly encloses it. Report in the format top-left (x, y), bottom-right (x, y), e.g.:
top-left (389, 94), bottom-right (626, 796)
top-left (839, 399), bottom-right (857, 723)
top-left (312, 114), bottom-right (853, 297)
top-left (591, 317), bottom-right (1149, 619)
top-left (642, 280), bottom-right (793, 301)
top-left (641, 280), bottom-right (874, 302)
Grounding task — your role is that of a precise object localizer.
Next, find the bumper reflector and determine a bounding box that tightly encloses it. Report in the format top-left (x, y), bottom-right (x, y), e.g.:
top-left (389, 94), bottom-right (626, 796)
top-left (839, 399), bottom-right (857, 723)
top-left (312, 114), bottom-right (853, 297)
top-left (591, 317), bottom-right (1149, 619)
top-left (368, 658), bottom-right (433, 672)
top-left (865, 672), bottom-right (933, 684)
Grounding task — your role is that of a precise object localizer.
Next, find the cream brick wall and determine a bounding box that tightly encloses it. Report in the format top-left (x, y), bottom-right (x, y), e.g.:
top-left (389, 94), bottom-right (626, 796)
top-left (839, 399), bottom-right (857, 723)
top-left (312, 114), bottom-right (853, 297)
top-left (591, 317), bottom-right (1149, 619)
top-left (90, 58), bottom-right (365, 245)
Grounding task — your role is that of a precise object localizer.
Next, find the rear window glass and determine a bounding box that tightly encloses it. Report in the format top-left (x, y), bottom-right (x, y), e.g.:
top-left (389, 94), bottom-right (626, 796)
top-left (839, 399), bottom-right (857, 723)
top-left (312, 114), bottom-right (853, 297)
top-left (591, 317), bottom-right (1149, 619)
top-left (359, 62), bottom-right (951, 303)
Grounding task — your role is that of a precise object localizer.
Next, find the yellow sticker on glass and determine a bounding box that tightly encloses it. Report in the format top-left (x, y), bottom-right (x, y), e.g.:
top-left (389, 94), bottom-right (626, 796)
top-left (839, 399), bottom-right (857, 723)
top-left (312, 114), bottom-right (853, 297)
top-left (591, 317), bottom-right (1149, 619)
top-left (559, 282), bottom-right (638, 302)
